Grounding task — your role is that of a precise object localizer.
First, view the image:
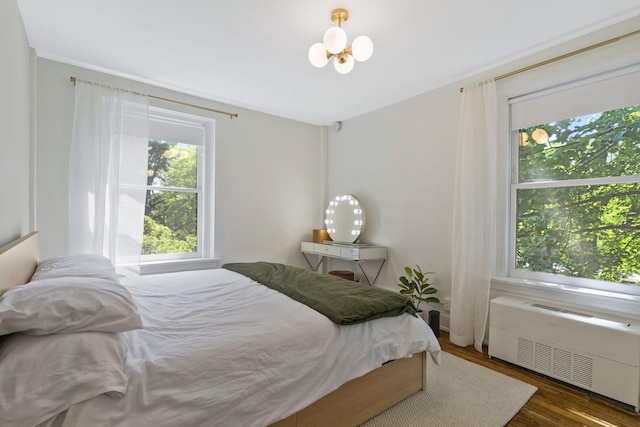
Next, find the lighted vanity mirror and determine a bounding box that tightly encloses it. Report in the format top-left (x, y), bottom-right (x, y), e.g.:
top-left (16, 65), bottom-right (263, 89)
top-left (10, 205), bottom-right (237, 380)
top-left (325, 194), bottom-right (365, 243)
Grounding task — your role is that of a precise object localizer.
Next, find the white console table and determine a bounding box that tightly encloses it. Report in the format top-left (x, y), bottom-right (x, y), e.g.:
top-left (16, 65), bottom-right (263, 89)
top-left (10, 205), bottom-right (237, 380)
top-left (300, 242), bottom-right (387, 285)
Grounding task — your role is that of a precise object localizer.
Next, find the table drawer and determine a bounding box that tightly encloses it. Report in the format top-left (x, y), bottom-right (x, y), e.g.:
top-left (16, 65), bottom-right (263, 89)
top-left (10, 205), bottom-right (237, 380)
top-left (313, 243), bottom-right (342, 257)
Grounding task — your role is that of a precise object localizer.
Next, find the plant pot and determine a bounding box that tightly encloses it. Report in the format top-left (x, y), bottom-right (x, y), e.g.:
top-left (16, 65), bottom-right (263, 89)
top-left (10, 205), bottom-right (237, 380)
top-left (428, 310), bottom-right (440, 337)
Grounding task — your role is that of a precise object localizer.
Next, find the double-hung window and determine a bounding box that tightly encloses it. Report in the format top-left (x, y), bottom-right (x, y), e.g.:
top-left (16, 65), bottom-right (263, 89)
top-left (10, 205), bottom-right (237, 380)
top-left (142, 106), bottom-right (215, 269)
top-left (507, 65), bottom-right (640, 295)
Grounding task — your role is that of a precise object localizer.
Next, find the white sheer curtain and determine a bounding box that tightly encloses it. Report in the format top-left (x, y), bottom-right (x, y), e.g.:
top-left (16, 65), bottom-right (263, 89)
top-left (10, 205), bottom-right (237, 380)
top-left (68, 81), bottom-right (149, 274)
top-left (450, 80), bottom-right (497, 352)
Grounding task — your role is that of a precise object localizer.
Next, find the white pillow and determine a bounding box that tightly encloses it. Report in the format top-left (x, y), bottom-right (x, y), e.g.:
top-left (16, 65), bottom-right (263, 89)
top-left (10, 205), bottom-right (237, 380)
top-left (31, 253), bottom-right (119, 282)
top-left (0, 276), bottom-right (143, 335)
top-left (0, 331), bottom-right (129, 427)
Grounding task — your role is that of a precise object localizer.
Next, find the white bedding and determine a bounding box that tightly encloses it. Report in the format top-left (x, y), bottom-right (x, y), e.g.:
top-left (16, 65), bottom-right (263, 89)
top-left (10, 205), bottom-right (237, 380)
top-left (53, 268), bottom-right (441, 427)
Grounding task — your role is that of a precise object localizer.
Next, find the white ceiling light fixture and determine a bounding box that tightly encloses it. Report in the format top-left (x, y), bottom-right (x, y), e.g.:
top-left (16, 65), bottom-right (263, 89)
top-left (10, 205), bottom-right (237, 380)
top-left (308, 8), bottom-right (374, 75)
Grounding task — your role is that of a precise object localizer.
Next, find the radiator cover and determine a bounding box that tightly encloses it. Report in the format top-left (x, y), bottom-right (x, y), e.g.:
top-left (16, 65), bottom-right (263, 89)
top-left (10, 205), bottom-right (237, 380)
top-left (489, 296), bottom-right (640, 411)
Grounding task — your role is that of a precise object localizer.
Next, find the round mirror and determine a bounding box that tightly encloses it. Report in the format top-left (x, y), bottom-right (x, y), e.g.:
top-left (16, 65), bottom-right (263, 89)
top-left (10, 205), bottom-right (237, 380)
top-left (325, 194), bottom-right (365, 243)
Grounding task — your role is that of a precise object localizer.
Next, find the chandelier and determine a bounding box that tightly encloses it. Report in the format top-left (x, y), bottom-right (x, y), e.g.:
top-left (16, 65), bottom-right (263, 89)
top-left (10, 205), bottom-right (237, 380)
top-left (308, 8), bottom-right (374, 74)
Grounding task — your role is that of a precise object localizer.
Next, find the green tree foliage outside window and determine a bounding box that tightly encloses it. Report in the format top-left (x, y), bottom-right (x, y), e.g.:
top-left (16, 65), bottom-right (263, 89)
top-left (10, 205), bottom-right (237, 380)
top-left (143, 140), bottom-right (198, 255)
top-left (516, 104), bottom-right (640, 285)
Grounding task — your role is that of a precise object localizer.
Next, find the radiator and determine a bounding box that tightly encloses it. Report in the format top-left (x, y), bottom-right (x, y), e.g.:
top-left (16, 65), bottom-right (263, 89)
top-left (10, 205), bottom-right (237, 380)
top-left (488, 296), bottom-right (640, 411)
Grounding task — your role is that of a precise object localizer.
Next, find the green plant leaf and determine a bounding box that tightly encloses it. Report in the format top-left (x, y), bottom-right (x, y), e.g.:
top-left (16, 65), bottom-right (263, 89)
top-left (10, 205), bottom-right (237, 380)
top-left (396, 265), bottom-right (438, 308)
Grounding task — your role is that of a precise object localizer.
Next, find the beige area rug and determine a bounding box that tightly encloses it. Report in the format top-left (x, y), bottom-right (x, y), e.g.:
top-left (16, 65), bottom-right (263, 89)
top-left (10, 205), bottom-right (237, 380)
top-left (360, 351), bottom-right (537, 427)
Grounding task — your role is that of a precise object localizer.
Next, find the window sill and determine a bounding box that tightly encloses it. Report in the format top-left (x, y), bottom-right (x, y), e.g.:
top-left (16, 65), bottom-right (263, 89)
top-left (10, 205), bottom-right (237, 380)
top-left (140, 258), bottom-right (220, 275)
top-left (491, 276), bottom-right (640, 320)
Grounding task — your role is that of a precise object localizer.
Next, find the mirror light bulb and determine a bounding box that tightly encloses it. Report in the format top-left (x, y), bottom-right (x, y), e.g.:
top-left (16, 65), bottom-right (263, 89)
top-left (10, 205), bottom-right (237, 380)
top-left (323, 26), bottom-right (347, 54)
top-left (351, 35), bottom-right (374, 62)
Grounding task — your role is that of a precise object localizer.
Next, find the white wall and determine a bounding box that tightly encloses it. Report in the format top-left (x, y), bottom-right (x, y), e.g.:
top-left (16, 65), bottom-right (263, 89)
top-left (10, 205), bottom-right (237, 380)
top-left (327, 82), bottom-right (459, 299)
top-left (34, 58), bottom-right (325, 267)
top-left (328, 16), bottom-right (640, 325)
top-left (0, 0), bottom-right (32, 246)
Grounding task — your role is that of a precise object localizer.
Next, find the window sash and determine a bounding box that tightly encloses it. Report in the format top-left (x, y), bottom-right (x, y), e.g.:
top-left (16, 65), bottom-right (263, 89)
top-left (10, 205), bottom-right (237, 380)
top-left (142, 107), bottom-right (212, 262)
top-left (508, 181), bottom-right (640, 296)
top-left (514, 175), bottom-right (640, 190)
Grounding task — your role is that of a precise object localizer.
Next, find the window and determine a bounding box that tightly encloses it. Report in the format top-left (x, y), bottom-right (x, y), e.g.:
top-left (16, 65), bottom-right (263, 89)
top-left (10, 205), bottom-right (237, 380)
top-left (142, 107), bottom-right (215, 264)
top-left (507, 66), bottom-right (640, 294)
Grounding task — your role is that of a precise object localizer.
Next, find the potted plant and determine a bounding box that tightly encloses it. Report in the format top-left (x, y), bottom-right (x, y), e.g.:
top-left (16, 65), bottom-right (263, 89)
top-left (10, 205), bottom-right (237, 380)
top-left (398, 265), bottom-right (441, 336)
top-left (397, 264), bottom-right (440, 316)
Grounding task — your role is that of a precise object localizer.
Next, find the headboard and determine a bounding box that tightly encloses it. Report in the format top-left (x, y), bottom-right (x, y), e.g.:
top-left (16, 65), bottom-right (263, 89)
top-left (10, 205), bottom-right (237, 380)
top-left (0, 231), bottom-right (39, 294)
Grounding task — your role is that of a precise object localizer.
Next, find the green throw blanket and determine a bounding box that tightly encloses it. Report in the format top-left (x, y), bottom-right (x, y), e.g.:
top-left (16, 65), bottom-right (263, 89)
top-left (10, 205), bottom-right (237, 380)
top-left (222, 262), bottom-right (416, 325)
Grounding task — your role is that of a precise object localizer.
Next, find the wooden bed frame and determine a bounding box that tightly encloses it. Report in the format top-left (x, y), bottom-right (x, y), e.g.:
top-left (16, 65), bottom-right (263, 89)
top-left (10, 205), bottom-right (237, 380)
top-left (0, 232), bottom-right (427, 427)
top-left (269, 351), bottom-right (426, 427)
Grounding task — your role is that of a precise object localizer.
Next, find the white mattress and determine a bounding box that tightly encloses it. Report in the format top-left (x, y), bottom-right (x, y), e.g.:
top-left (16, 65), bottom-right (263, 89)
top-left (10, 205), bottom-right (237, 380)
top-left (55, 268), bottom-right (441, 427)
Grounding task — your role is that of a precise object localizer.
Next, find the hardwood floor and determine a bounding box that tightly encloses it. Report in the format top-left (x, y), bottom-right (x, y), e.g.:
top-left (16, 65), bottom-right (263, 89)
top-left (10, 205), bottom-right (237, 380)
top-left (437, 331), bottom-right (640, 427)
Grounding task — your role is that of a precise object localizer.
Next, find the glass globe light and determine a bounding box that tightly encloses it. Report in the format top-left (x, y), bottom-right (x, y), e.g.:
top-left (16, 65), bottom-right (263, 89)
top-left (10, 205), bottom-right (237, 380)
top-left (351, 35), bottom-right (374, 62)
top-left (308, 43), bottom-right (329, 67)
top-left (323, 26), bottom-right (347, 54)
top-left (334, 55), bottom-right (354, 74)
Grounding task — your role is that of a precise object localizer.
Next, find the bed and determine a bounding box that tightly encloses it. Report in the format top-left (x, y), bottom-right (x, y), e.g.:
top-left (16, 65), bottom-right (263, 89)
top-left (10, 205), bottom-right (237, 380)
top-left (0, 232), bottom-right (441, 427)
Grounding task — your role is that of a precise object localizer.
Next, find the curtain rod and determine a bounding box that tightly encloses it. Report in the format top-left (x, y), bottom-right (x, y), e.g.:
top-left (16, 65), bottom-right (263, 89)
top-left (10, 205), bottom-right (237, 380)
top-left (459, 28), bottom-right (640, 92)
top-left (69, 76), bottom-right (238, 119)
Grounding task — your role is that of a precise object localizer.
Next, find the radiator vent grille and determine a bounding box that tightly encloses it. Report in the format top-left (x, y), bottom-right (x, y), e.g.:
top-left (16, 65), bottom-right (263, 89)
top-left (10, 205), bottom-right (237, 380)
top-left (574, 354), bottom-right (593, 387)
top-left (535, 343), bottom-right (552, 372)
top-left (530, 303), bottom-right (594, 319)
top-left (529, 304), bottom-right (630, 327)
top-left (516, 336), bottom-right (593, 389)
top-left (553, 348), bottom-right (572, 381)
top-left (517, 338), bottom-right (533, 367)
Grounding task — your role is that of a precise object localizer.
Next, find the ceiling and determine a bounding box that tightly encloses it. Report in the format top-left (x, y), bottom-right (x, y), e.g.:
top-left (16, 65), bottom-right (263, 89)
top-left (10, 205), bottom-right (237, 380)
top-left (16, 0), bottom-right (640, 125)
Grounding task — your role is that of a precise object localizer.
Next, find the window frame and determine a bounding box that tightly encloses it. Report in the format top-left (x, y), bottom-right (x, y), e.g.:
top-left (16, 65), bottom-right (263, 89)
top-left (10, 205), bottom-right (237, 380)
top-left (141, 106), bottom-right (215, 265)
top-left (500, 66), bottom-right (640, 297)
